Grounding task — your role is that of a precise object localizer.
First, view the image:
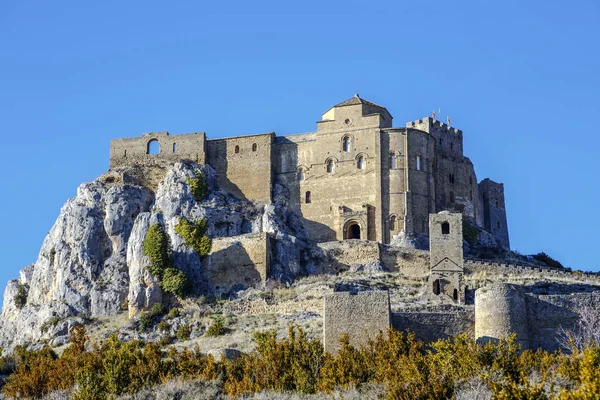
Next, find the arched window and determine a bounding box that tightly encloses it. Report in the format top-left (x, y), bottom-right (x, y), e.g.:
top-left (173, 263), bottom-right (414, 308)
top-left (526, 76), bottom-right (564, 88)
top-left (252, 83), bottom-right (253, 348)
top-left (305, 191), bottom-right (311, 204)
top-left (147, 139), bottom-right (160, 155)
top-left (433, 279), bottom-right (441, 295)
top-left (357, 156), bottom-right (365, 170)
top-left (326, 159), bottom-right (335, 174)
top-left (297, 169), bottom-right (305, 181)
top-left (416, 156), bottom-right (421, 171)
top-left (453, 288), bottom-right (458, 301)
top-left (449, 191), bottom-right (455, 203)
top-left (390, 215), bottom-right (397, 231)
top-left (234, 145), bottom-right (240, 154)
top-left (343, 136), bottom-right (351, 152)
top-left (173, 143), bottom-right (177, 153)
top-left (441, 222), bottom-right (450, 235)
top-left (389, 153), bottom-right (397, 169)
top-left (252, 143), bottom-right (257, 152)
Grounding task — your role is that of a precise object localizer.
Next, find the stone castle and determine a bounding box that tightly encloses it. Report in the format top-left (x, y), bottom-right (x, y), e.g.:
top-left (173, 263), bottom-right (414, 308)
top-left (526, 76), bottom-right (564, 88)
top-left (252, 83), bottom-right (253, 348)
top-left (110, 94), bottom-right (509, 249)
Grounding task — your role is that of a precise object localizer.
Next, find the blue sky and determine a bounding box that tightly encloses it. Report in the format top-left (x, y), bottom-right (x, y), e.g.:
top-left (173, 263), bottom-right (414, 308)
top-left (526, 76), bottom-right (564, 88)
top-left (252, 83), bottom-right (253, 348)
top-left (0, 0), bottom-right (598, 297)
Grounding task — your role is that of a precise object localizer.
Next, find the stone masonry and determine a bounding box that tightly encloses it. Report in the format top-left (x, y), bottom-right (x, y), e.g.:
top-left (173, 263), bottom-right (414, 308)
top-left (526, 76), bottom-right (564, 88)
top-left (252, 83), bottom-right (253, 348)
top-left (109, 95), bottom-right (509, 249)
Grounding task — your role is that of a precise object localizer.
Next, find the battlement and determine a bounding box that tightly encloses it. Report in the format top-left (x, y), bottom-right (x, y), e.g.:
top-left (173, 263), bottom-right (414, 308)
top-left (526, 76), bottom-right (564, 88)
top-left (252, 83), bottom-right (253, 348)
top-left (406, 117), bottom-right (462, 135)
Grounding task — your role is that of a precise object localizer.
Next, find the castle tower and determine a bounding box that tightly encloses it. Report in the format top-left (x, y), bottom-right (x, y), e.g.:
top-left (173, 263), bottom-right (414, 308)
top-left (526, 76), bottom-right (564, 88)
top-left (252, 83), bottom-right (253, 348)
top-left (428, 211), bottom-right (464, 303)
top-left (479, 178), bottom-right (510, 250)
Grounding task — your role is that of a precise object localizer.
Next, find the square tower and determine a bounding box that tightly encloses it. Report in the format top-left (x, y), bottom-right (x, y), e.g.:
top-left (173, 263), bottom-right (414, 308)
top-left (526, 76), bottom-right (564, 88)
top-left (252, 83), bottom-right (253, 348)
top-left (429, 211), bottom-right (464, 303)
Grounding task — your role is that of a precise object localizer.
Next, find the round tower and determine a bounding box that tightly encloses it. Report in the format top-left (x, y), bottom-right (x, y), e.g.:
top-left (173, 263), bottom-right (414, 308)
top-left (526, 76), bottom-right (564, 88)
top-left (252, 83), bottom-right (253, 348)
top-left (475, 283), bottom-right (529, 349)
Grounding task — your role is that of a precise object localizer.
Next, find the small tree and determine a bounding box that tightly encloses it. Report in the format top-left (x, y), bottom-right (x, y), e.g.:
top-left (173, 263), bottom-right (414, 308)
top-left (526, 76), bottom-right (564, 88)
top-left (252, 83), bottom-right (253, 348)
top-left (14, 283), bottom-right (28, 309)
top-left (143, 223), bottom-right (172, 279)
top-left (174, 217), bottom-right (212, 257)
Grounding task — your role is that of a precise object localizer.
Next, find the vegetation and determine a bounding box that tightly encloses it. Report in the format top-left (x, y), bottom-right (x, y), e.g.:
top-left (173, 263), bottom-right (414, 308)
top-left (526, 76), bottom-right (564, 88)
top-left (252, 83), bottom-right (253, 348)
top-left (4, 324), bottom-right (600, 399)
top-left (174, 217), bottom-right (212, 257)
top-left (176, 324), bottom-right (192, 341)
top-left (13, 283), bottom-right (28, 309)
top-left (143, 223), bottom-right (191, 298)
top-left (205, 317), bottom-right (225, 337)
top-left (187, 174), bottom-right (209, 203)
top-left (462, 219), bottom-right (480, 245)
top-left (532, 252), bottom-right (565, 269)
top-left (138, 303), bottom-right (166, 332)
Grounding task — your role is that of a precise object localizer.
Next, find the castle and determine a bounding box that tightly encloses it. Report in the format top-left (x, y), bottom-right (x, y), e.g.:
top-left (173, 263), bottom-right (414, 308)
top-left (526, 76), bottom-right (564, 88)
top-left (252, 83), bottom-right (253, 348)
top-left (109, 95), bottom-right (509, 249)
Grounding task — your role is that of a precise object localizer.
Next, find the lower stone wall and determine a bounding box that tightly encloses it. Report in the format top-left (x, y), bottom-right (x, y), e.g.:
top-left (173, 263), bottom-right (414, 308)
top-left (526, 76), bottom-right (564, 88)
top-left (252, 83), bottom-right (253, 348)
top-left (527, 292), bottom-right (600, 351)
top-left (392, 306), bottom-right (474, 343)
top-left (206, 233), bottom-right (270, 295)
top-left (314, 240), bottom-right (429, 276)
top-left (323, 291), bottom-right (390, 354)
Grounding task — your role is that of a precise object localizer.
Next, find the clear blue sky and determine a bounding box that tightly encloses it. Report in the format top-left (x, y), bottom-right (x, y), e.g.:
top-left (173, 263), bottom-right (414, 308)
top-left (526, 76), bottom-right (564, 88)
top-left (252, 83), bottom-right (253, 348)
top-left (0, 0), bottom-right (598, 297)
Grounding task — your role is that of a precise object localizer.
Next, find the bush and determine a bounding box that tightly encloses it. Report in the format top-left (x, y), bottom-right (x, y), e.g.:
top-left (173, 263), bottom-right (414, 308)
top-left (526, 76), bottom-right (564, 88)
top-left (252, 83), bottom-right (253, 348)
top-left (14, 283), bottom-right (28, 309)
top-left (167, 308), bottom-right (181, 319)
top-left (143, 223), bottom-right (172, 279)
top-left (462, 219), bottom-right (480, 246)
top-left (176, 324), bottom-right (192, 341)
top-left (205, 318), bottom-right (225, 337)
top-left (138, 303), bottom-right (166, 332)
top-left (532, 252), bottom-right (565, 269)
top-left (174, 217), bottom-right (212, 257)
top-left (161, 267), bottom-right (190, 298)
top-left (187, 175), bottom-right (209, 202)
top-left (157, 320), bottom-right (170, 333)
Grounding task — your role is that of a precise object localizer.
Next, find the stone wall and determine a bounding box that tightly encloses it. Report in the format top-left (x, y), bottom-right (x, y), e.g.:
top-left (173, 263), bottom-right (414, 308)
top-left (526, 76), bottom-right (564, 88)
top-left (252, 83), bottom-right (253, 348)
top-left (323, 291), bottom-right (391, 353)
top-left (206, 233), bottom-right (270, 295)
top-left (109, 131), bottom-right (206, 168)
top-left (206, 133), bottom-right (274, 203)
top-left (479, 178), bottom-right (509, 249)
top-left (392, 306), bottom-right (474, 343)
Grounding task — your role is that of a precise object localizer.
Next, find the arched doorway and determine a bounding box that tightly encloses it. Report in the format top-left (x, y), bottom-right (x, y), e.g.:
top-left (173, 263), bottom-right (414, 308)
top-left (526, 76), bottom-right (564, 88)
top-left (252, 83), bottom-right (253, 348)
top-left (344, 221), bottom-right (361, 239)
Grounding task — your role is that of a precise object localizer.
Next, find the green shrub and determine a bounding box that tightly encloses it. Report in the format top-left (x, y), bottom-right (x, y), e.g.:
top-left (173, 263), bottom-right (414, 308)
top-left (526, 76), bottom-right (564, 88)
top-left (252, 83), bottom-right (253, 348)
top-left (138, 304), bottom-right (165, 332)
top-left (174, 217), bottom-right (212, 257)
top-left (14, 283), bottom-right (28, 309)
top-left (462, 219), bottom-right (480, 246)
top-left (40, 317), bottom-right (60, 334)
top-left (176, 324), bottom-right (192, 341)
top-left (158, 335), bottom-right (173, 347)
top-left (143, 223), bottom-right (172, 279)
top-left (157, 320), bottom-right (170, 332)
top-left (161, 267), bottom-right (190, 298)
top-left (187, 175), bottom-right (209, 202)
top-left (205, 318), bottom-right (225, 337)
top-left (167, 308), bottom-right (181, 319)
top-left (532, 252), bottom-right (565, 269)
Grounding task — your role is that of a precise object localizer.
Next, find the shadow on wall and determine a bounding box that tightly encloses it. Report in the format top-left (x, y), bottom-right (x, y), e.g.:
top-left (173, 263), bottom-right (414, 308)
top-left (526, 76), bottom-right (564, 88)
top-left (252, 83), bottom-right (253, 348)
top-left (206, 140), bottom-right (248, 202)
top-left (206, 243), bottom-right (262, 297)
top-left (275, 136), bottom-right (337, 242)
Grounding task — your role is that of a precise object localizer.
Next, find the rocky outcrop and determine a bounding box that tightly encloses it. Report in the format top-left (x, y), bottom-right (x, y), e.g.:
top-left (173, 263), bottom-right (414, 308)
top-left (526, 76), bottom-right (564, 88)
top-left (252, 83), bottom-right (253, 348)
top-left (0, 162), bottom-right (314, 351)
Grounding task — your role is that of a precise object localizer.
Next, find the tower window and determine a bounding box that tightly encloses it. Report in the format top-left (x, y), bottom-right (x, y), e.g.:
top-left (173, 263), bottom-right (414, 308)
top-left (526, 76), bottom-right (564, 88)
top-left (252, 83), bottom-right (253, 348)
top-left (390, 215), bottom-right (397, 231)
top-left (389, 153), bottom-right (397, 169)
top-left (234, 145), bottom-right (240, 154)
top-left (305, 191), bottom-right (311, 204)
top-left (297, 169), bottom-right (305, 181)
top-left (173, 143), bottom-right (177, 153)
top-left (343, 136), bottom-right (351, 152)
top-left (327, 160), bottom-right (335, 174)
top-left (416, 156), bottom-right (421, 171)
top-left (441, 222), bottom-right (450, 235)
top-left (450, 143), bottom-right (454, 150)
top-left (495, 200), bottom-right (499, 208)
top-left (357, 156), bottom-right (365, 170)
top-left (449, 174), bottom-right (455, 184)
top-left (147, 139), bottom-right (160, 155)
top-left (252, 143), bottom-right (257, 152)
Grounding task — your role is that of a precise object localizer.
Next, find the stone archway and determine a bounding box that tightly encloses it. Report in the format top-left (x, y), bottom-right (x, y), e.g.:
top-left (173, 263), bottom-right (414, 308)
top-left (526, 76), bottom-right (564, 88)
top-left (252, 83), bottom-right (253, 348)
top-left (344, 221), bottom-right (362, 239)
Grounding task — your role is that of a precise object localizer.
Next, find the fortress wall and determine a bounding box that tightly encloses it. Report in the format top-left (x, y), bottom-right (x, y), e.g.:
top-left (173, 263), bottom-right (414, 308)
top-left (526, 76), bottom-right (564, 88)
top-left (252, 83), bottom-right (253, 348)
top-left (206, 133), bottom-right (274, 203)
top-left (479, 179), bottom-right (509, 249)
top-left (206, 232), bottom-right (270, 295)
top-left (435, 157), bottom-right (479, 221)
top-left (315, 240), bottom-right (380, 273)
top-left (323, 291), bottom-right (390, 353)
top-left (380, 246), bottom-right (429, 277)
top-left (292, 127), bottom-right (382, 242)
top-left (475, 283), bottom-right (530, 349)
top-left (384, 130), bottom-right (408, 241)
top-left (392, 307), bottom-right (474, 343)
top-left (109, 131), bottom-right (206, 168)
top-left (406, 117), bottom-right (463, 158)
top-left (405, 130), bottom-right (435, 235)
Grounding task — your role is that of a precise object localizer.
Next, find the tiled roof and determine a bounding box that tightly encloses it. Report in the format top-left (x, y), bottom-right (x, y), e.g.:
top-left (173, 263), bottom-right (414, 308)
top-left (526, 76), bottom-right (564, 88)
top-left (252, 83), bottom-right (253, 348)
top-left (333, 94), bottom-right (387, 110)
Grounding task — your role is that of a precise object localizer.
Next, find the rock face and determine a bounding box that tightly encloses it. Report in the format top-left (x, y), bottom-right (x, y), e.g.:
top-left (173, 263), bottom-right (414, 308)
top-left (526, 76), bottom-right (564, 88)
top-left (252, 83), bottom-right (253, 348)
top-left (0, 162), bottom-right (313, 350)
